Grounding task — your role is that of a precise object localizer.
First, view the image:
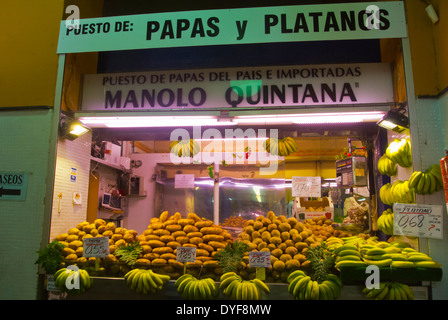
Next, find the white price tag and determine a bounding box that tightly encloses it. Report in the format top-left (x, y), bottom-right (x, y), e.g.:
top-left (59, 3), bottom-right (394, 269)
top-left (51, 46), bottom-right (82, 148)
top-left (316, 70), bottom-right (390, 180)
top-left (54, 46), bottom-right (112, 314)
top-left (393, 203), bottom-right (443, 239)
top-left (176, 246), bottom-right (197, 262)
top-left (249, 251), bottom-right (271, 268)
top-left (83, 236), bottom-right (110, 258)
top-left (291, 176), bottom-right (321, 198)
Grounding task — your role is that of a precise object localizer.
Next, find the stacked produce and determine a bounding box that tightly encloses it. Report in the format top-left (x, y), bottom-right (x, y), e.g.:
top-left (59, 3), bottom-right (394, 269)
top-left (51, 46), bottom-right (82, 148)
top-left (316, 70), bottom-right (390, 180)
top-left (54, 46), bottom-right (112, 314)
top-left (53, 218), bottom-right (139, 274)
top-left (175, 274), bottom-right (219, 300)
top-left (379, 180), bottom-right (415, 206)
top-left (325, 236), bottom-right (345, 252)
top-left (377, 154), bottom-right (398, 177)
top-left (362, 282), bottom-right (414, 300)
top-left (409, 164), bottom-right (444, 195)
top-left (333, 244), bottom-right (367, 269)
top-left (263, 137), bottom-right (298, 157)
top-left (333, 238), bottom-right (442, 270)
top-left (124, 268), bottom-right (170, 294)
top-left (170, 139), bottom-right (200, 158)
top-left (397, 248), bottom-right (442, 268)
top-left (138, 211), bottom-right (232, 277)
top-left (377, 208), bottom-right (394, 235)
top-left (220, 216), bottom-right (249, 228)
top-left (54, 267), bottom-right (91, 293)
top-left (385, 138), bottom-right (412, 168)
top-left (219, 272), bottom-right (270, 300)
top-left (238, 212), bottom-right (350, 282)
top-left (359, 245), bottom-right (394, 267)
top-left (287, 270), bottom-right (343, 300)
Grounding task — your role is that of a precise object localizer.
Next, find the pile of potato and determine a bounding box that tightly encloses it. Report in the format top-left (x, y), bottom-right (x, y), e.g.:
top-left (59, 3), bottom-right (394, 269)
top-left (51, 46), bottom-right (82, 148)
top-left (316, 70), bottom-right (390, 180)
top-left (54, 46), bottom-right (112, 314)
top-left (237, 212), bottom-right (351, 283)
top-left (51, 210), bottom-right (354, 282)
top-left (220, 216), bottom-right (249, 228)
top-left (137, 211), bottom-right (232, 266)
top-left (53, 218), bottom-right (139, 275)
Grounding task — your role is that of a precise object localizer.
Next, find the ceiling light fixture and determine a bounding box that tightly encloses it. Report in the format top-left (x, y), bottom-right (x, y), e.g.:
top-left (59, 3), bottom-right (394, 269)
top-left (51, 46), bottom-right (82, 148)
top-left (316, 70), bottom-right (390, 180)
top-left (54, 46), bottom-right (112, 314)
top-left (59, 113), bottom-right (90, 140)
top-left (376, 109), bottom-right (409, 133)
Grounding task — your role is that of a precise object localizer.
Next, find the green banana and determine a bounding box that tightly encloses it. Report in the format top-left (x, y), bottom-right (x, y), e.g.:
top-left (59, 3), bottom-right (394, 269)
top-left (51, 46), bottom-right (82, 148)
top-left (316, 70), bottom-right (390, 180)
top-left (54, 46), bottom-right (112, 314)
top-left (391, 261), bottom-right (415, 268)
top-left (362, 258), bottom-right (392, 267)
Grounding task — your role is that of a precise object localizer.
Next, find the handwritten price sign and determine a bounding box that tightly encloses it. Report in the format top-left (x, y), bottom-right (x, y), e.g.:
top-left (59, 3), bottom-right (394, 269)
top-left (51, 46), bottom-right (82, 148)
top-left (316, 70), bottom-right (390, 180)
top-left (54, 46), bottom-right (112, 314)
top-left (249, 251), bottom-right (271, 268)
top-left (83, 236), bottom-right (110, 258)
top-left (291, 176), bottom-right (321, 198)
top-left (176, 246), bottom-right (196, 263)
top-left (393, 203), bottom-right (443, 239)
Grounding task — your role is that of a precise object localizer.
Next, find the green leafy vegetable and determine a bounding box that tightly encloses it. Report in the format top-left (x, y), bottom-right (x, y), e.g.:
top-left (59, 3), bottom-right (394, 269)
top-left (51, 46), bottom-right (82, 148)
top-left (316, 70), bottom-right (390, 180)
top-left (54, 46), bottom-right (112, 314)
top-left (214, 240), bottom-right (249, 273)
top-left (35, 240), bottom-right (65, 274)
top-left (305, 241), bottom-right (336, 283)
top-left (113, 242), bottom-right (142, 267)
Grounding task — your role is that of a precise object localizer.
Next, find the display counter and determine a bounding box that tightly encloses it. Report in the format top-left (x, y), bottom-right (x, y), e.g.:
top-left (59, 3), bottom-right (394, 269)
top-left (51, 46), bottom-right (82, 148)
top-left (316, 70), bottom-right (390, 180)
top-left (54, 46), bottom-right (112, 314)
top-left (48, 277), bottom-right (430, 300)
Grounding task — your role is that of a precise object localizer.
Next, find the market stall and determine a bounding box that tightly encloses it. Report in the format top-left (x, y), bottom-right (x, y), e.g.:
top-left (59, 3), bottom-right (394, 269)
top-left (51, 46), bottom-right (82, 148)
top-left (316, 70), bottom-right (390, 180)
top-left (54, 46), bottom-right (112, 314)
top-left (38, 1), bottom-right (445, 301)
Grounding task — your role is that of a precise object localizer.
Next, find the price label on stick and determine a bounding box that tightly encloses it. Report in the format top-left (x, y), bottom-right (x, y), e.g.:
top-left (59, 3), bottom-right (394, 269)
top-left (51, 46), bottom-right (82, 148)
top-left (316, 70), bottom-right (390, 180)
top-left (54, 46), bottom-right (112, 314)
top-left (249, 251), bottom-right (271, 268)
top-left (83, 236), bottom-right (110, 258)
top-left (176, 246), bottom-right (196, 263)
top-left (393, 203), bottom-right (443, 239)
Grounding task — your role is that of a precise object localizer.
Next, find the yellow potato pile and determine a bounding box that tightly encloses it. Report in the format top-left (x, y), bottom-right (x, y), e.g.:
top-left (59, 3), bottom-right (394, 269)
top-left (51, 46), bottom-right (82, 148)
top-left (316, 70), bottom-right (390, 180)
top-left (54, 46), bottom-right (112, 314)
top-left (53, 219), bottom-right (138, 269)
top-left (136, 211), bottom-right (233, 270)
top-left (220, 216), bottom-right (249, 228)
top-left (237, 212), bottom-right (350, 283)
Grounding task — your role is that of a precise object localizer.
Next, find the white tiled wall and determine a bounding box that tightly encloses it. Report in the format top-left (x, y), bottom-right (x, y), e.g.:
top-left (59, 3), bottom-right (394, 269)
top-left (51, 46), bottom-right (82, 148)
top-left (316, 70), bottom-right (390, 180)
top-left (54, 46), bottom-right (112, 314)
top-left (49, 131), bottom-right (92, 240)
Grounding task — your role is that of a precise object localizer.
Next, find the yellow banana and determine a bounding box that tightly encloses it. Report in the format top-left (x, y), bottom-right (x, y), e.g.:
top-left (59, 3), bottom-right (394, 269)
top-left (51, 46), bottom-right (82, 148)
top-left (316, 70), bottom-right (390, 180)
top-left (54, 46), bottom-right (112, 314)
top-left (287, 270), bottom-right (307, 283)
top-left (141, 272), bottom-right (151, 294)
top-left (414, 260), bottom-right (442, 268)
top-left (220, 275), bottom-right (241, 290)
top-left (136, 272), bottom-right (144, 293)
top-left (79, 269), bottom-right (91, 289)
top-left (288, 274), bottom-right (304, 293)
top-left (310, 280), bottom-right (319, 300)
top-left (177, 275), bottom-right (194, 296)
top-left (251, 278), bottom-right (270, 294)
top-left (246, 282), bottom-right (255, 300)
top-left (322, 280), bottom-right (340, 299)
top-left (292, 276), bottom-right (310, 298)
top-left (304, 279), bottom-right (313, 300)
top-left (318, 282), bottom-right (329, 300)
top-left (225, 278), bottom-right (240, 298)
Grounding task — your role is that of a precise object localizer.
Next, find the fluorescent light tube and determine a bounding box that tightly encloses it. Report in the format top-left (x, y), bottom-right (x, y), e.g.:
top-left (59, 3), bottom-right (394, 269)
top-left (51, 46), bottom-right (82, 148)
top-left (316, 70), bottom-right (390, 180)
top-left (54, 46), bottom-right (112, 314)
top-left (79, 116), bottom-right (234, 128)
top-left (233, 112), bottom-right (385, 125)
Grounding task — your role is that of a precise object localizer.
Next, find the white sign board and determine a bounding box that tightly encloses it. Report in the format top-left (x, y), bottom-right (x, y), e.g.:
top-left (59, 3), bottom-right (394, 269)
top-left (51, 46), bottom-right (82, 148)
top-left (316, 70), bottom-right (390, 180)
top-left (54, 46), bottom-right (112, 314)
top-left (83, 236), bottom-right (110, 258)
top-left (175, 174), bottom-right (195, 189)
top-left (292, 176), bottom-right (322, 198)
top-left (249, 251), bottom-right (271, 268)
top-left (81, 63), bottom-right (394, 111)
top-left (57, 2), bottom-right (407, 54)
top-left (176, 246), bottom-right (197, 262)
top-left (393, 203), bottom-right (443, 239)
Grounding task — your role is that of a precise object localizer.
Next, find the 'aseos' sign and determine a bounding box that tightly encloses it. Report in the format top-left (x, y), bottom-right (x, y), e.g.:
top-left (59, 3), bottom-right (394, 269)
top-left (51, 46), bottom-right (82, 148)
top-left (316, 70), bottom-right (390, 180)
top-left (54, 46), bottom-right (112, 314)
top-left (81, 63), bottom-right (393, 111)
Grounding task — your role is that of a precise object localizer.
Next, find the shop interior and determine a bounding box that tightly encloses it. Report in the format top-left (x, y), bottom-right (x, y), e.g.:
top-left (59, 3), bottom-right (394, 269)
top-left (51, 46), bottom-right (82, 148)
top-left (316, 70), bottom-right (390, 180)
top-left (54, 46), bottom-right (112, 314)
top-left (52, 112), bottom-right (405, 238)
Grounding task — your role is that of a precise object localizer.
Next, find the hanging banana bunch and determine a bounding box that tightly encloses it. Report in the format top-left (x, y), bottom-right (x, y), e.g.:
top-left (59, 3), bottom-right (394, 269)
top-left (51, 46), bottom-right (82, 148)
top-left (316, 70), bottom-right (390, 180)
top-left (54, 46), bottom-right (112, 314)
top-left (264, 137), bottom-right (298, 157)
top-left (170, 139), bottom-right (200, 158)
